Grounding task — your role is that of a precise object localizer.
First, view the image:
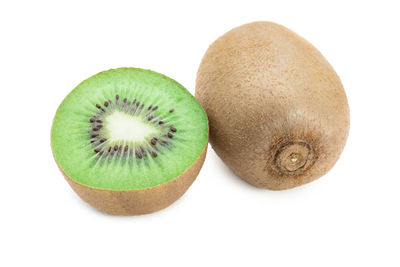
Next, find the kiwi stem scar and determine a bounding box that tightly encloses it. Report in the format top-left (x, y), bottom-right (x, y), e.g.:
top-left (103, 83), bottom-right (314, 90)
top-left (273, 141), bottom-right (315, 174)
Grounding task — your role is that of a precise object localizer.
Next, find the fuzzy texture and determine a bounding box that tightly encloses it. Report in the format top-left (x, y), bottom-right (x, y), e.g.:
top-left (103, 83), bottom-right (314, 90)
top-left (196, 21), bottom-right (350, 190)
top-left (58, 147), bottom-right (207, 215)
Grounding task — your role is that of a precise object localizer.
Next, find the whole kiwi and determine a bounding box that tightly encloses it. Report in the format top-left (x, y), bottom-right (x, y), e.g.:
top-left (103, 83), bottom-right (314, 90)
top-left (196, 22), bottom-right (350, 190)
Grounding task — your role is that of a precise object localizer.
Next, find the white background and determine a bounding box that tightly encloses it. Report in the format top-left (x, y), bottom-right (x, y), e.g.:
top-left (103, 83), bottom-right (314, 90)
top-left (1, 0), bottom-right (399, 266)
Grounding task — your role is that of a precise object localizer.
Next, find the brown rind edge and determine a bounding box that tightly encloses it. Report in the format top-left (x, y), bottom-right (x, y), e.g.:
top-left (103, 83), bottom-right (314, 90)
top-left (56, 145), bottom-right (207, 216)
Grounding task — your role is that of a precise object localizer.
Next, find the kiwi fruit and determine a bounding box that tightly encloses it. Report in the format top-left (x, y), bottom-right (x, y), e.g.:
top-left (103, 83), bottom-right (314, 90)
top-left (196, 22), bottom-right (350, 190)
top-left (51, 68), bottom-right (208, 215)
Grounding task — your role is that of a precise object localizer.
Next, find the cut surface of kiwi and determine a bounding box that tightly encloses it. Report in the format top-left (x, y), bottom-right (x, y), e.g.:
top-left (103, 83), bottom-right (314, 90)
top-left (51, 68), bottom-right (208, 215)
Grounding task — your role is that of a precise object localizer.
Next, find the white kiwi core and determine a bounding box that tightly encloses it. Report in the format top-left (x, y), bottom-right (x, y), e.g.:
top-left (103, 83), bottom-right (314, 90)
top-left (105, 111), bottom-right (159, 143)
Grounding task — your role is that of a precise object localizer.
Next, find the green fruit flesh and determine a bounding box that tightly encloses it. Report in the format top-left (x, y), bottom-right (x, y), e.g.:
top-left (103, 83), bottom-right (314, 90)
top-left (52, 68), bottom-right (208, 190)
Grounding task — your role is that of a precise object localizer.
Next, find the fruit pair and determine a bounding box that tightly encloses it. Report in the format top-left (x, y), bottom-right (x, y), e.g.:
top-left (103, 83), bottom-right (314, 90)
top-left (51, 22), bottom-right (349, 215)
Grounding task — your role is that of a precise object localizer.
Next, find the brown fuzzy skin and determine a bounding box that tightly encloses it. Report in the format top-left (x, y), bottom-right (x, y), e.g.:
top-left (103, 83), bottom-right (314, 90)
top-left (56, 147), bottom-right (207, 215)
top-left (196, 22), bottom-right (349, 190)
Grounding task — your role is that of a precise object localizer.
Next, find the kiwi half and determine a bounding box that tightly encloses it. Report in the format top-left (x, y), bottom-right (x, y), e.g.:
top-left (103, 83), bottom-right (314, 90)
top-left (196, 22), bottom-right (350, 190)
top-left (51, 68), bottom-right (208, 215)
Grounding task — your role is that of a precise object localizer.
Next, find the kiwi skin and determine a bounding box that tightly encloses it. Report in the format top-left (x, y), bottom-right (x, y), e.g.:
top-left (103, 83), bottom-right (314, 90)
top-left (196, 21), bottom-right (350, 190)
top-left (55, 147), bottom-right (207, 216)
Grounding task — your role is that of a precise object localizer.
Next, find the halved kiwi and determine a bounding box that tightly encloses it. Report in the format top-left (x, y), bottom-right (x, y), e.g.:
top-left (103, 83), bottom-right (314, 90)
top-left (51, 68), bottom-right (208, 215)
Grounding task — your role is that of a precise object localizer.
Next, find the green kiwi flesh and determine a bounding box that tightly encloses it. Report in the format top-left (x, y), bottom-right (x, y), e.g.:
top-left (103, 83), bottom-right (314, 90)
top-left (196, 22), bottom-right (350, 190)
top-left (51, 68), bottom-right (208, 214)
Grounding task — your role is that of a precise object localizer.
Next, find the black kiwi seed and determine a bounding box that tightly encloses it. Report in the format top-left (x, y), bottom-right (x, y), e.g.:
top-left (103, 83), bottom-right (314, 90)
top-left (100, 138), bottom-right (107, 143)
top-left (152, 152), bottom-right (157, 157)
top-left (170, 126), bottom-right (177, 132)
top-left (159, 121), bottom-right (164, 125)
top-left (90, 117), bottom-right (95, 123)
top-left (148, 105), bottom-right (152, 110)
top-left (148, 116), bottom-right (153, 121)
top-left (168, 132), bottom-right (173, 138)
top-left (96, 119), bottom-right (102, 123)
top-left (94, 148), bottom-right (101, 153)
top-left (136, 151), bottom-right (143, 159)
top-left (96, 104), bottom-right (101, 109)
top-left (169, 109), bottom-right (174, 113)
top-left (116, 95), bottom-right (119, 101)
top-left (114, 145), bottom-right (118, 151)
top-left (152, 106), bottom-right (158, 111)
top-left (123, 98), bottom-right (127, 103)
top-left (124, 145), bottom-right (129, 152)
top-left (91, 134), bottom-right (99, 138)
top-left (93, 127), bottom-right (99, 131)
top-left (104, 101), bottom-right (109, 107)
